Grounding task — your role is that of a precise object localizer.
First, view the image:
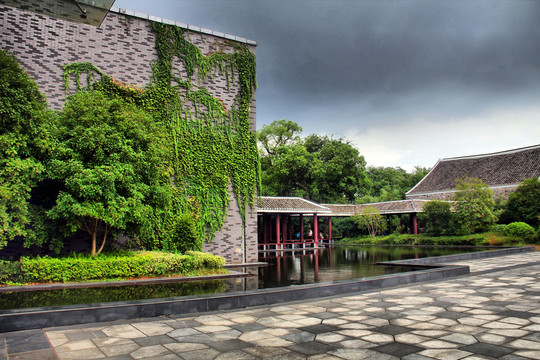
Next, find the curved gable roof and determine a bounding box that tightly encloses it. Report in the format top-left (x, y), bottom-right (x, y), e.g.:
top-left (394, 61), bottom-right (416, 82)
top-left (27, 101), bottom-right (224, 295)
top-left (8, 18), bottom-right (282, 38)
top-left (407, 144), bottom-right (540, 197)
top-left (257, 197), bottom-right (331, 214)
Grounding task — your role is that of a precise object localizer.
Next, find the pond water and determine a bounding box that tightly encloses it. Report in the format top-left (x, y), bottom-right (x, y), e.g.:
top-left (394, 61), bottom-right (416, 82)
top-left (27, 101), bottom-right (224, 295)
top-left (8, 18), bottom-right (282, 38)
top-left (0, 246), bottom-right (485, 310)
top-left (258, 245), bottom-right (483, 288)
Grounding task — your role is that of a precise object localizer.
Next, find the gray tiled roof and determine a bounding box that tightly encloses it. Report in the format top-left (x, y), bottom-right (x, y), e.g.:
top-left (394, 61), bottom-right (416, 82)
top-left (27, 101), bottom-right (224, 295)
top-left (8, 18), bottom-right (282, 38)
top-left (324, 200), bottom-right (432, 216)
top-left (257, 197), bottom-right (331, 214)
top-left (258, 197), bottom-right (434, 216)
top-left (407, 144), bottom-right (540, 197)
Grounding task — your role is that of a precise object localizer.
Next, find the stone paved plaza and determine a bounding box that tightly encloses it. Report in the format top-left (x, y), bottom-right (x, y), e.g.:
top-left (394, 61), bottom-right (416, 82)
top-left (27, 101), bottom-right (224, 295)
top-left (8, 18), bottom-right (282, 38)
top-left (2, 251), bottom-right (540, 360)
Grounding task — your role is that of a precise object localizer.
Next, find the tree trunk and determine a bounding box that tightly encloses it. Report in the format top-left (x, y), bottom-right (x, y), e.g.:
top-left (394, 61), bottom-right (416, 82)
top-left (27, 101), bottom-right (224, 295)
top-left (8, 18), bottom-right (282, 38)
top-left (96, 223), bottom-right (109, 255)
top-left (91, 230), bottom-right (97, 256)
top-left (85, 218), bottom-right (102, 256)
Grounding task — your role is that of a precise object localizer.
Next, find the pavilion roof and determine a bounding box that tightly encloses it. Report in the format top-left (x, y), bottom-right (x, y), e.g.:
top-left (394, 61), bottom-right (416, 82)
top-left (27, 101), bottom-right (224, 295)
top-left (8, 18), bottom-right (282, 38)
top-left (323, 199), bottom-right (432, 216)
top-left (406, 144), bottom-right (540, 198)
top-left (257, 197), bottom-right (331, 214)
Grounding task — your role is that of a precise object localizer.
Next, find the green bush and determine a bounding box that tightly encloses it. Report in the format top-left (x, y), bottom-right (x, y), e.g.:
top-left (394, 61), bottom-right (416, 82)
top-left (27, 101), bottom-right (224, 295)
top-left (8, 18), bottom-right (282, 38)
top-left (0, 260), bottom-right (26, 284)
top-left (171, 213), bottom-right (202, 253)
top-left (490, 224), bottom-right (507, 234)
top-left (504, 222), bottom-right (536, 242)
top-left (418, 200), bottom-right (454, 236)
top-left (339, 232), bottom-right (525, 247)
top-left (5, 251), bottom-right (226, 284)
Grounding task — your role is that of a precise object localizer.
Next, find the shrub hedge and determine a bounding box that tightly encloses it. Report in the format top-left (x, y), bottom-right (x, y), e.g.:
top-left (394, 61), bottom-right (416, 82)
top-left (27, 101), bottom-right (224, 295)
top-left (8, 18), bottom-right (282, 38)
top-left (0, 251), bottom-right (226, 285)
top-left (340, 232), bottom-right (525, 247)
top-left (504, 222), bottom-right (536, 242)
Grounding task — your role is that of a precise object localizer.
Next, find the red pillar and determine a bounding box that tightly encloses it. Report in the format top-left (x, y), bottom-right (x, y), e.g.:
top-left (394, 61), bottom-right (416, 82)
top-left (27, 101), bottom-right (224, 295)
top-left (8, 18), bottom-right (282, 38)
top-left (300, 214), bottom-right (304, 242)
top-left (314, 213), bottom-right (319, 246)
top-left (276, 214), bottom-right (281, 248)
top-left (411, 213), bottom-right (418, 234)
top-left (282, 215), bottom-right (287, 243)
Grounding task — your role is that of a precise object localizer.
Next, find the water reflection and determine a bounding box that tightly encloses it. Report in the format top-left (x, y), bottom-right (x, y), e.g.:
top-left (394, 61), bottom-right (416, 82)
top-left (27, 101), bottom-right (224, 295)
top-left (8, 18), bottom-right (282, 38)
top-left (0, 246), bottom-right (483, 310)
top-left (258, 245), bottom-right (483, 288)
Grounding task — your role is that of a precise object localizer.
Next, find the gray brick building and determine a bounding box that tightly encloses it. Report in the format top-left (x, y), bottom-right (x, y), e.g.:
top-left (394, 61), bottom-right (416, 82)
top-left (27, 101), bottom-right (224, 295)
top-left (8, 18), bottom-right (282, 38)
top-left (0, 2), bottom-right (258, 264)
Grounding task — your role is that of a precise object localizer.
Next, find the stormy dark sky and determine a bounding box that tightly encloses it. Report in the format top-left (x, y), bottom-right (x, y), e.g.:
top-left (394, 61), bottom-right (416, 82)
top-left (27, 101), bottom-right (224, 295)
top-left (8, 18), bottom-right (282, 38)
top-left (113, 0), bottom-right (540, 170)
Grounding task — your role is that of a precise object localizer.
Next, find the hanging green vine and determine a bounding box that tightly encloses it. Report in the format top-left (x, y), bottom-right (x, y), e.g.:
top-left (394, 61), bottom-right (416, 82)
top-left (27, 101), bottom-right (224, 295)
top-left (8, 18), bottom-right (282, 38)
top-left (63, 21), bottom-right (260, 246)
top-left (63, 62), bottom-right (103, 91)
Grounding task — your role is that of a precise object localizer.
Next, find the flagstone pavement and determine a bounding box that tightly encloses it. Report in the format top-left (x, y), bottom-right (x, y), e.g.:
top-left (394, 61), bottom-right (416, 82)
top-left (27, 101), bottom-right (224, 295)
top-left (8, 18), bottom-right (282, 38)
top-left (2, 251), bottom-right (540, 360)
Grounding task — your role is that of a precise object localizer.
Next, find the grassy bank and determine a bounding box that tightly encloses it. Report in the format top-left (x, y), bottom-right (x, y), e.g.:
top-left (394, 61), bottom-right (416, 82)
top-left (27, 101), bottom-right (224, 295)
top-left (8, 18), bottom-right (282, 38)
top-left (338, 232), bottom-right (526, 247)
top-left (0, 251), bottom-right (227, 286)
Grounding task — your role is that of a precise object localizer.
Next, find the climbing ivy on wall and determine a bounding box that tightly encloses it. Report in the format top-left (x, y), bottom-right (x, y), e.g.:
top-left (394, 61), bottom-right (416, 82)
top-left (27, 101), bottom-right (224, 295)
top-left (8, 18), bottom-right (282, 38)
top-left (63, 21), bottom-right (260, 246)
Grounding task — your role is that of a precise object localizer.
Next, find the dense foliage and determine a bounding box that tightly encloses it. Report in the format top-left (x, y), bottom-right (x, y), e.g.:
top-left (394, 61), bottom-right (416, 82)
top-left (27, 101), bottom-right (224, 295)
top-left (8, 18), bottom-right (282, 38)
top-left (503, 222), bottom-right (536, 242)
top-left (257, 119), bottom-right (429, 204)
top-left (0, 50), bottom-right (50, 248)
top-left (360, 166), bottom-right (430, 203)
top-left (418, 200), bottom-right (453, 236)
top-left (45, 91), bottom-right (172, 255)
top-left (352, 206), bottom-right (387, 237)
top-left (0, 251), bottom-right (225, 285)
top-left (258, 120), bottom-right (368, 203)
top-left (340, 232), bottom-right (524, 247)
top-left (1, 19), bottom-right (259, 255)
top-left (452, 176), bottom-right (497, 234)
top-left (502, 178), bottom-right (540, 227)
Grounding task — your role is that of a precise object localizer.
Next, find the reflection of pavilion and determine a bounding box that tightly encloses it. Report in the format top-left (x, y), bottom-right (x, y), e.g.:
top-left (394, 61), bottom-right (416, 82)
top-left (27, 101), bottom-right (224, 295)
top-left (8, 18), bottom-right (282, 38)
top-left (257, 197), bottom-right (432, 250)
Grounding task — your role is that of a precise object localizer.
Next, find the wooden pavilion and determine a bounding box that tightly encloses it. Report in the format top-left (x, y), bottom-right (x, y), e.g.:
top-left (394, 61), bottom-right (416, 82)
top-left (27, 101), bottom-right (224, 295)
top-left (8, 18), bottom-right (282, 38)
top-left (257, 197), bottom-right (432, 250)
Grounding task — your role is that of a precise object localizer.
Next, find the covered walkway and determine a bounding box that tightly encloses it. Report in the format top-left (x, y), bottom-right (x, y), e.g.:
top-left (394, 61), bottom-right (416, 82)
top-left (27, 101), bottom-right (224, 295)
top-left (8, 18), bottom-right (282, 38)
top-left (257, 197), bottom-right (434, 250)
top-left (323, 199), bottom-right (432, 235)
top-left (257, 197), bottom-right (332, 251)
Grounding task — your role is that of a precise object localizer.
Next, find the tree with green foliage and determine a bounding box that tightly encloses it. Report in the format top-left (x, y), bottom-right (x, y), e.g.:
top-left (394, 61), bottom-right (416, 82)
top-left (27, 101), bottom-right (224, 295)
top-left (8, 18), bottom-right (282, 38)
top-left (261, 143), bottom-right (318, 199)
top-left (360, 166), bottom-right (430, 203)
top-left (352, 206), bottom-right (387, 237)
top-left (0, 50), bottom-right (52, 249)
top-left (452, 176), bottom-right (497, 234)
top-left (502, 178), bottom-right (540, 227)
top-left (258, 121), bottom-right (368, 203)
top-left (305, 135), bottom-right (368, 203)
top-left (418, 200), bottom-right (453, 236)
top-left (46, 91), bottom-right (173, 255)
top-left (257, 119), bottom-right (302, 159)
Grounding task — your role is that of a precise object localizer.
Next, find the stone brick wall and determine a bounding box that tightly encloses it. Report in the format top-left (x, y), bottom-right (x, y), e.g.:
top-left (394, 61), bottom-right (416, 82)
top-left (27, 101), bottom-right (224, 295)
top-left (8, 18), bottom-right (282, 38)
top-left (0, 4), bottom-right (258, 264)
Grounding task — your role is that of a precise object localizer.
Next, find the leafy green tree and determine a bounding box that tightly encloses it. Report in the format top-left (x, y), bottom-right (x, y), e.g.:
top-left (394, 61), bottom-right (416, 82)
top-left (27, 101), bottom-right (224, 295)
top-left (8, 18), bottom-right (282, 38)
top-left (452, 176), bottom-right (497, 234)
top-left (360, 166), bottom-right (430, 203)
top-left (418, 200), bottom-right (453, 236)
top-left (257, 119), bottom-right (302, 159)
top-left (0, 50), bottom-right (51, 248)
top-left (261, 143), bottom-right (318, 199)
top-left (47, 91), bottom-right (172, 255)
top-left (258, 121), bottom-right (368, 203)
top-left (352, 206), bottom-right (387, 237)
top-left (305, 135), bottom-right (368, 203)
top-left (502, 178), bottom-right (540, 227)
